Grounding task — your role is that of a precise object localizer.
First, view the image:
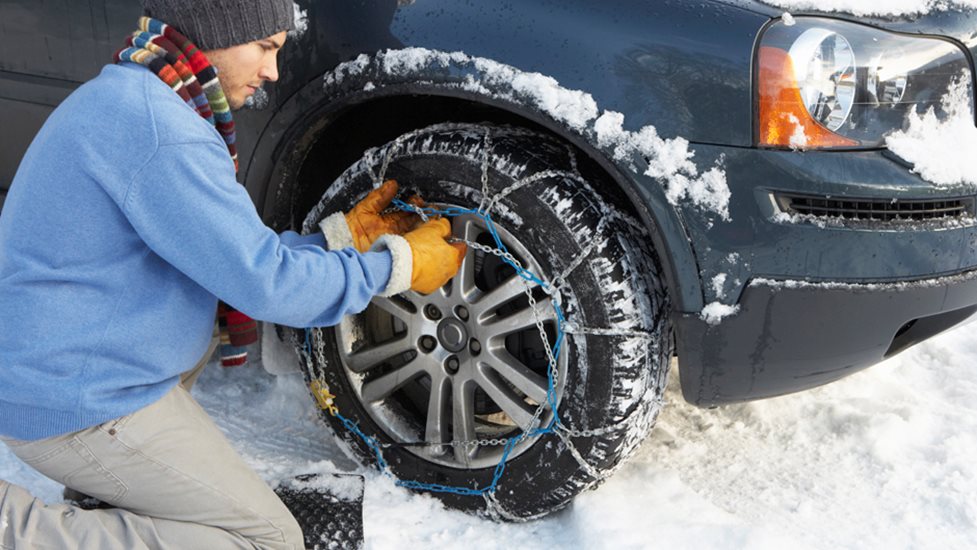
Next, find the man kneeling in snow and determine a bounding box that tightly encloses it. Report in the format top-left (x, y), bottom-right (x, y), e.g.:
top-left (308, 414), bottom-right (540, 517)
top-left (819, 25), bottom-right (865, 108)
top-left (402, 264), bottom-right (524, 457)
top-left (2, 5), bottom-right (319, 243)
top-left (0, 1), bottom-right (464, 547)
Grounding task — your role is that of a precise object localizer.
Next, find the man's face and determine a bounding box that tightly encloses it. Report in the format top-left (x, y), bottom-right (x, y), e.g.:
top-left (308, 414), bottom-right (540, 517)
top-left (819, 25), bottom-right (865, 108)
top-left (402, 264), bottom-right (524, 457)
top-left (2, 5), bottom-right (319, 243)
top-left (204, 31), bottom-right (287, 110)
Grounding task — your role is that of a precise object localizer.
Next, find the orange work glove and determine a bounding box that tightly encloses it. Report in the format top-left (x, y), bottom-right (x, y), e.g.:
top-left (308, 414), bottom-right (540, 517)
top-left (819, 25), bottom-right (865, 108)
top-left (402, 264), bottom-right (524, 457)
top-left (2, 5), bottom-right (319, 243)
top-left (403, 218), bottom-right (467, 294)
top-left (344, 180), bottom-right (421, 252)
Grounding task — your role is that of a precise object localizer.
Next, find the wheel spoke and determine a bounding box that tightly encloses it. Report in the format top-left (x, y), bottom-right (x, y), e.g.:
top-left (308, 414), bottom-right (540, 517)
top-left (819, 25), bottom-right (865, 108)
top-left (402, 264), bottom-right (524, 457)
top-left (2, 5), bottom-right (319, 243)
top-left (360, 360), bottom-right (427, 402)
top-left (424, 375), bottom-right (451, 451)
top-left (451, 379), bottom-right (477, 463)
top-left (483, 297), bottom-right (556, 339)
top-left (455, 226), bottom-right (480, 302)
top-left (344, 336), bottom-right (415, 373)
top-left (482, 350), bottom-right (551, 404)
top-left (470, 274), bottom-right (531, 321)
top-left (437, 280), bottom-right (453, 299)
top-left (474, 365), bottom-right (537, 430)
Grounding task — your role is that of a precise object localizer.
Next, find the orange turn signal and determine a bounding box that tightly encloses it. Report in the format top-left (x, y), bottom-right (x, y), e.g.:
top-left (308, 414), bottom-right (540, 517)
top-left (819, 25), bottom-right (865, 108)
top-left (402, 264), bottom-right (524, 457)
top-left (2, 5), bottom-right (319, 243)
top-left (757, 46), bottom-right (858, 149)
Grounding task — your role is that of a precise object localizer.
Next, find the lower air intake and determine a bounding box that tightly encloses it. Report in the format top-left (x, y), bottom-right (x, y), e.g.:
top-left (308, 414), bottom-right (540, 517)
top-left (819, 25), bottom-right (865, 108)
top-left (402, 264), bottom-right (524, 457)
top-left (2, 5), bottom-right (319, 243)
top-left (775, 193), bottom-right (976, 222)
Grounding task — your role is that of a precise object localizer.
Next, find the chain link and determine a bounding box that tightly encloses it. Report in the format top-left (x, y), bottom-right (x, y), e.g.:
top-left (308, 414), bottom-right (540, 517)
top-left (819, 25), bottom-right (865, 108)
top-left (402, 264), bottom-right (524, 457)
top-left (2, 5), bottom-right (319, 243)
top-left (478, 128), bottom-right (492, 213)
top-left (565, 144), bottom-right (580, 176)
top-left (461, 239), bottom-right (523, 269)
top-left (557, 396), bottom-right (666, 438)
top-left (378, 135), bottom-right (404, 187)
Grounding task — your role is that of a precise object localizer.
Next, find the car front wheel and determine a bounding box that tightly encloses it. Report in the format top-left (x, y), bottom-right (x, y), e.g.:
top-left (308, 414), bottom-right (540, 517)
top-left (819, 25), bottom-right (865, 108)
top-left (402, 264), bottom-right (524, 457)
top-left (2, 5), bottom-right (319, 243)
top-left (299, 123), bottom-right (672, 520)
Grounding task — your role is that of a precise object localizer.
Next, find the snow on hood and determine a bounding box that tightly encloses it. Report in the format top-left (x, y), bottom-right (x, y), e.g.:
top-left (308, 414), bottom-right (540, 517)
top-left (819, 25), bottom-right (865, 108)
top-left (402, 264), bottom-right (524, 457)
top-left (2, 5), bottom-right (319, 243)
top-left (886, 75), bottom-right (977, 188)
top-left (326, 48), bottom-right (731, 221)
top-left (759, 0), bottom-right (977, 17)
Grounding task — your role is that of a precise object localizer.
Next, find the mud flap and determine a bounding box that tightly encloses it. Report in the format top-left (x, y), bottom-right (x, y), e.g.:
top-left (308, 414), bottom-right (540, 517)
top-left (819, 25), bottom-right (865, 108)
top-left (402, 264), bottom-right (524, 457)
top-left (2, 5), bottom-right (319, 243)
top-left (274, 473), bottom-right (365, 550)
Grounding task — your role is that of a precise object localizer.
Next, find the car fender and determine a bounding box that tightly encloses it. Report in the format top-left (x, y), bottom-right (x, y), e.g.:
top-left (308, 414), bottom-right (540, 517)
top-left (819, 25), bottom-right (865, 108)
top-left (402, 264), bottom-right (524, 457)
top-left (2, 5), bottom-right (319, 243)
top-left (246, 49), bottom-right (730, 314)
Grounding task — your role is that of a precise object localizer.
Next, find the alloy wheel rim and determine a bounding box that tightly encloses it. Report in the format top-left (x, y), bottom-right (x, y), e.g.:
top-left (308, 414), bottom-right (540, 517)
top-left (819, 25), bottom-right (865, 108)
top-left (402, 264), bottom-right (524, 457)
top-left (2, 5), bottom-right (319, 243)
top-left (335, 211), bottom-right (568, 469)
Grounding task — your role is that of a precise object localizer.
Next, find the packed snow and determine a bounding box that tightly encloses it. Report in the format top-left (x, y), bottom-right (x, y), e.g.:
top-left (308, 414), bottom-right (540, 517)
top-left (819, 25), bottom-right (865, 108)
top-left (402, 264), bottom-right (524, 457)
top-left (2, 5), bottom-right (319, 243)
top-left (753, 268), bottom-right (977, 291)
top-left (762, 0), bottom-right (977, 16)
top-left (5, 317), bottom-right (975, 548)
top-left (886, 75), bottom-right (977, 188)
top-left (594, 111), bottom-right (730, 220)
top-left (289, 2), bottom-right (308, 38)
top-left (711, 274), bottom-right (729, 298)
top-left (243, 86), bottom-right (270, 110)
top-left (786, 114), bottom-right (808, 150)
top-left (700, 302), bottom-right (741, 325)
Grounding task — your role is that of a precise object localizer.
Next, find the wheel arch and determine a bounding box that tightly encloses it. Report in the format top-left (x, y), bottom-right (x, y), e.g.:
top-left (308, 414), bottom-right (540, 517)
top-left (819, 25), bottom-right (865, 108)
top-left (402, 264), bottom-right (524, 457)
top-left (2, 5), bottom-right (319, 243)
top-left (245, 63), bottom-right (705, 315)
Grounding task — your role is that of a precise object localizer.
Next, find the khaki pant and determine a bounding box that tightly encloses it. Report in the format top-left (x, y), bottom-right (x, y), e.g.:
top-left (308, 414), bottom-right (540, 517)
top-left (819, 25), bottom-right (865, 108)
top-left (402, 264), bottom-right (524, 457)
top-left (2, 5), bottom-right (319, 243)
top-left (0, 326), bottom-right (303, 550)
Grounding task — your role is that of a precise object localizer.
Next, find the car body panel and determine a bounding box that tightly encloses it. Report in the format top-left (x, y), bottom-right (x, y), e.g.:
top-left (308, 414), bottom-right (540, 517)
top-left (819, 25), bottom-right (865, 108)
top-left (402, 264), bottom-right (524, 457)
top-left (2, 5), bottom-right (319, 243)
top-left (384, 0), bottom-right (764, 146)
top-left (0, 0), bottom-right (136, 207)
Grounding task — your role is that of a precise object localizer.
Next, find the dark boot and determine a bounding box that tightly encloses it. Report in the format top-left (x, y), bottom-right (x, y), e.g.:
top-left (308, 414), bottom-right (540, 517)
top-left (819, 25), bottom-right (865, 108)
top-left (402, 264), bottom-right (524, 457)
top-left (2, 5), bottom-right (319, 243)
top-left (62, 486), bottom-right (111, 510)
top-left (274, 474), bottom-right (364, 550)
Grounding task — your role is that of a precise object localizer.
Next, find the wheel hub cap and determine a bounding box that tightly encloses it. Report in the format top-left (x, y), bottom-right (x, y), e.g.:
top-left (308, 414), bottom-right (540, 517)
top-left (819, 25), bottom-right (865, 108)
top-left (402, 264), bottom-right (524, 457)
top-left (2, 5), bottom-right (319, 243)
top-left (437, 318), bottom-right (468, 353)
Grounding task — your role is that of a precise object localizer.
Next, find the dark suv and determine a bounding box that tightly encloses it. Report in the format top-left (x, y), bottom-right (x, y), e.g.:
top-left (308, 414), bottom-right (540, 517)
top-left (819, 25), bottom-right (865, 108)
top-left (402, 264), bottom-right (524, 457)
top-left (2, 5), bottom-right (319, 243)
top-left (2, 0), bottom-right (976, 520)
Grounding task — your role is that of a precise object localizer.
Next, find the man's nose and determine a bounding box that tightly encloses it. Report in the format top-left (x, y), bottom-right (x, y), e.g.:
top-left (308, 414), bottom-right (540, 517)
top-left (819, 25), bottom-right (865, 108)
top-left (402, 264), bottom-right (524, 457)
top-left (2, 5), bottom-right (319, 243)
top-left (259, 61), bottom-right (279, 82)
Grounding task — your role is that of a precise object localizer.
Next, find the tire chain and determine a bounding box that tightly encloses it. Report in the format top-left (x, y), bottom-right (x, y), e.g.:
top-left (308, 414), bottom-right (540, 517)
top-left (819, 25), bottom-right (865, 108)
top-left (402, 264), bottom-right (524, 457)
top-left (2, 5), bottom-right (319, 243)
top-left (303, 123), bottom-right (662, 496)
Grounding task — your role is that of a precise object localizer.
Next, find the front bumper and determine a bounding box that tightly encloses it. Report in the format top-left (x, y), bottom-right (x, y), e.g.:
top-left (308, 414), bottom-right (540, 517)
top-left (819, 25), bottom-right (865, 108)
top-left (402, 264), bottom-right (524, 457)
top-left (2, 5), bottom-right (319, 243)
top-left (675, 270), bottom-right (977, 407)
top-left (666, 142), bottom-right (977, 406)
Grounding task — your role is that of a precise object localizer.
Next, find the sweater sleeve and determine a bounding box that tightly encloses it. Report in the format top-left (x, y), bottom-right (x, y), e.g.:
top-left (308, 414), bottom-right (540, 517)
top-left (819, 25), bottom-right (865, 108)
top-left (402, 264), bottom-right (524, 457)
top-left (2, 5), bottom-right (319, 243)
top-left (279, 230), bottom-right (326, 249)
top-left (121, 140), bottom-right (389, 328)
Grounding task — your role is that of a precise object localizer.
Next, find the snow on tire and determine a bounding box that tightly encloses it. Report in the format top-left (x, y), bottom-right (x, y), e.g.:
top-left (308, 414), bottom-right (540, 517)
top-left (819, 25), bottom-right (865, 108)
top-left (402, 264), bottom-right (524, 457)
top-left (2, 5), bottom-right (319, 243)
top-left (300, 123), bottom-right (672, 520)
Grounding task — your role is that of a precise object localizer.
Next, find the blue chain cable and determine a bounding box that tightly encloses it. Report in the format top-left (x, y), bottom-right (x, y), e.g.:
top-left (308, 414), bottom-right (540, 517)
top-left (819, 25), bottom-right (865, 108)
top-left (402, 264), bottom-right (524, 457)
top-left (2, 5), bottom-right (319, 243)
top-left (304, 200), bottom-right (570, 496)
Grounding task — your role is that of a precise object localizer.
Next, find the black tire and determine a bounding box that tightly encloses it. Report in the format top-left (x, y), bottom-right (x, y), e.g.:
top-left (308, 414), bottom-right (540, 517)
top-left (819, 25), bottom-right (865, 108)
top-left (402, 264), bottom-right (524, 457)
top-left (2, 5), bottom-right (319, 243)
top-left (299, 123), bottom-right (671, 520)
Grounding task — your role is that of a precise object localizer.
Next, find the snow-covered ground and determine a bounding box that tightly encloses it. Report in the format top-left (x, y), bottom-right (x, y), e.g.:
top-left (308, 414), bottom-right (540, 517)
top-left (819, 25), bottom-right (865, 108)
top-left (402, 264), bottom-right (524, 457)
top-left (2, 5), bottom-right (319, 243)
top-left (3, 319), bottom-right (975, 549)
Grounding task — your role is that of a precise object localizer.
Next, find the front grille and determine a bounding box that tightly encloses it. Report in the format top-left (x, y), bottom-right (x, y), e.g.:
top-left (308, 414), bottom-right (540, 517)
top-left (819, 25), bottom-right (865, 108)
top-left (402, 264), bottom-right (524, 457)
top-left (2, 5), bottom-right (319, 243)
top-left (775, 193), bottom-right (976, 222)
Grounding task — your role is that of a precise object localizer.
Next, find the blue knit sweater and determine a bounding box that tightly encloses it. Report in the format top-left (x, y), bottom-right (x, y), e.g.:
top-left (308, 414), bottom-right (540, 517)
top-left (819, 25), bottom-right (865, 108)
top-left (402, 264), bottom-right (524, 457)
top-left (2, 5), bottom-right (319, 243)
top-left (0, 63), bottom-right (392, 440)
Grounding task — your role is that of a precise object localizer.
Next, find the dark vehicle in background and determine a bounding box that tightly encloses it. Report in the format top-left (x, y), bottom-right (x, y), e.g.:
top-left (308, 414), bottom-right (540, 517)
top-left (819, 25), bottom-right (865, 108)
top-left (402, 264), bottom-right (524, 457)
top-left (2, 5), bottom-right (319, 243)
top-left (3, 0), bottom-right (977, 520)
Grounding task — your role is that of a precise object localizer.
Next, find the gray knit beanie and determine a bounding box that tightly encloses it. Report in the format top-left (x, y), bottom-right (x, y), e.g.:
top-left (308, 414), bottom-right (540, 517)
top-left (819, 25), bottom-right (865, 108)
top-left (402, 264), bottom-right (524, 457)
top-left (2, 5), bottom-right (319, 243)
top-left (142, 0), bottom-right (294, 50)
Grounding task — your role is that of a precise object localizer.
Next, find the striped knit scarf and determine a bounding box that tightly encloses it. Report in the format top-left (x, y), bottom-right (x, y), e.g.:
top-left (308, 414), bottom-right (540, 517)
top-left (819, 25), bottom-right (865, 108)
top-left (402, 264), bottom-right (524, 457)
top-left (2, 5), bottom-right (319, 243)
top-left (115, 16), bottom-right (256, 367)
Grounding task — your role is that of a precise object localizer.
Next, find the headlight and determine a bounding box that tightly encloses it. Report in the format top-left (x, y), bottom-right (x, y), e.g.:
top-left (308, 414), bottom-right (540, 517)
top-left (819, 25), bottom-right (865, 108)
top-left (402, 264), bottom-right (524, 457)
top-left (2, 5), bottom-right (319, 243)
top-left (757, 17), bottom-right (974, 149)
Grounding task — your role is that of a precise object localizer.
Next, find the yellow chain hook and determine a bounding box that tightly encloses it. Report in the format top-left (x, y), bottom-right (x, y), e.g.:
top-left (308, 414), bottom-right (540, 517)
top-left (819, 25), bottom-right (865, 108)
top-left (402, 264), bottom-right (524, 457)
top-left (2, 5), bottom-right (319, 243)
top-left (310, 380), bottom-right (339, 416)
